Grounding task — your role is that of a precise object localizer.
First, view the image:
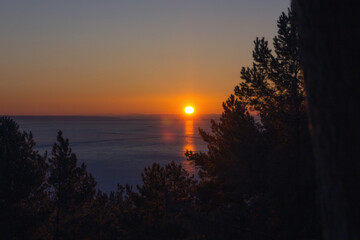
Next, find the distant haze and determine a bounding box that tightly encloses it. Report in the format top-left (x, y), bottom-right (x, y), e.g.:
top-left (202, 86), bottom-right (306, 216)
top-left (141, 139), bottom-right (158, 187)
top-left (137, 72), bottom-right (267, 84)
top-left (0, 0), bottom-right (290, 115)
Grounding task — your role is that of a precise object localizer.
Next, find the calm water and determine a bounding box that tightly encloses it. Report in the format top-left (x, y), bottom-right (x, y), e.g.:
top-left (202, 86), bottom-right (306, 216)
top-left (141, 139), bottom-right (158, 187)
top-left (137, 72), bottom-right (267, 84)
top-left (12, 115), bottom-right (218, 192)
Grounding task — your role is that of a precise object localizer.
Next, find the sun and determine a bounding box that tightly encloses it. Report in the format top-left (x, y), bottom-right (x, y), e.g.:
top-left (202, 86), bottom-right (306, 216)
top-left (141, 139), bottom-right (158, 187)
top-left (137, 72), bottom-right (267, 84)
top-left (184, 106), bottom-right (194, 114)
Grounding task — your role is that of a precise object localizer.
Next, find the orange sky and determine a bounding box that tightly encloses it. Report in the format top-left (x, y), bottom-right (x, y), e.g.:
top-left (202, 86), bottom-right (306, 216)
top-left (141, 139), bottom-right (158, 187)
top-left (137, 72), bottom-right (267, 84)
top-left (0, 1), bottom-right (290, 115)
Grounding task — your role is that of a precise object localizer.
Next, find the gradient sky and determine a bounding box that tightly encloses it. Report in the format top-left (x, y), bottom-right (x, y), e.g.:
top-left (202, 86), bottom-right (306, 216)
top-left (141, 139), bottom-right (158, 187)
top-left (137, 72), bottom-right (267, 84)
top-left (0, 0), bottom-right (290, 115)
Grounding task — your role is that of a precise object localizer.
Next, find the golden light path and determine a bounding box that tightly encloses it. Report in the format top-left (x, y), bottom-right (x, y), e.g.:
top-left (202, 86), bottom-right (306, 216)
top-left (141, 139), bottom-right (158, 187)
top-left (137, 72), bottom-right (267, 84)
top-left (184, 106), bottom-right (194, 114)
top-left (183, 118), bottom-right (195, 174)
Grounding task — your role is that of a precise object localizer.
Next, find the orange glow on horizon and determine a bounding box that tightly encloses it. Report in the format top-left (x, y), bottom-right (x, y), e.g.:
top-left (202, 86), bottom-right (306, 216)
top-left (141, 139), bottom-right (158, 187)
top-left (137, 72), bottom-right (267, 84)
top-left (0, 1), bottom-right (291, 116)
top-left (0, 93), bottom-right (225, 115)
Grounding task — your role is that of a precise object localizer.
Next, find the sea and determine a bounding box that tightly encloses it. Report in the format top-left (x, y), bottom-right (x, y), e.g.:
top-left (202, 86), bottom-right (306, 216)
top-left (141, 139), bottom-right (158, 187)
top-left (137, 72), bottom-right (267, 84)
top-left (12, 115), bottom-right (218, 193)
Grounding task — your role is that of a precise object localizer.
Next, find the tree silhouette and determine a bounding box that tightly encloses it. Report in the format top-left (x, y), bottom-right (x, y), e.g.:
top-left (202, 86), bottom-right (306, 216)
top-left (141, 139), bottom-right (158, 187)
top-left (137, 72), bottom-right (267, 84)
top-left (125, 162), bottom-right (198, 239)
top-left (0, 117), bottom-right (49, 239)
top-left (48, 131), bottom-right (97, 240)
top-left (187, 9), bottom-right (320, 239)
top-left (237, 10), bottom-right (306, 147)
top-left (237, 9), bottom-right (318, 238)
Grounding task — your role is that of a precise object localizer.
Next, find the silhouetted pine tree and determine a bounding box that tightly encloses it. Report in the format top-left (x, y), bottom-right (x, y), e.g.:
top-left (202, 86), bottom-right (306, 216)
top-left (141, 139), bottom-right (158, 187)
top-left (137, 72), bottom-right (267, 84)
top-left (237, 9), bottom-right (318, 238)
top-left (187, 9), bottom-right (320, 239)
top-left (125, 162), bottom-right (198, 239)
top-left (48, 131), bottom-right (97, 240)
top-left (0, 117), bottom-right (50, 239)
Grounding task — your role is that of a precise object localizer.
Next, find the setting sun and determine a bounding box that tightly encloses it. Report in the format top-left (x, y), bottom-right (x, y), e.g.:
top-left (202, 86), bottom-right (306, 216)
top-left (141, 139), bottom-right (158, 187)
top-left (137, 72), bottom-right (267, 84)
top-left (184, 106), bottom-right (195, 114)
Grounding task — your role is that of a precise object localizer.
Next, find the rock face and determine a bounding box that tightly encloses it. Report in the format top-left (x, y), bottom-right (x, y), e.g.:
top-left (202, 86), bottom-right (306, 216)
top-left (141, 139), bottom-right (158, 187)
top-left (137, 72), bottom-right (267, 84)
top-left (293, 1), bottom-right (360, 239)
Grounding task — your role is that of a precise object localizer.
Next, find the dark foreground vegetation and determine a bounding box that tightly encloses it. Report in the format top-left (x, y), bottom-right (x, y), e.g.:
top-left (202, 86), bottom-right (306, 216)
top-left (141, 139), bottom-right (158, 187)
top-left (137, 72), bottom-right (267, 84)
top-left (1, 3), bottom-right (359, 239)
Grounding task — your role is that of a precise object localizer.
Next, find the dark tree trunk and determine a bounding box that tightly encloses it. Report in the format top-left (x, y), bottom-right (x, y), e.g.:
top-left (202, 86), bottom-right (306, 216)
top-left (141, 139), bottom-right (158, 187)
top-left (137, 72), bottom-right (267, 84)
top-left (293, 1), bottom-right (360, 239)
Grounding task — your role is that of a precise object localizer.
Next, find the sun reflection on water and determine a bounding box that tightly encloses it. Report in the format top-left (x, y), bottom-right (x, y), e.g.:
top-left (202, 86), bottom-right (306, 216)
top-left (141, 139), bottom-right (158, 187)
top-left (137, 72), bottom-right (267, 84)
top-left (183, 119), bottom-right (195, 174)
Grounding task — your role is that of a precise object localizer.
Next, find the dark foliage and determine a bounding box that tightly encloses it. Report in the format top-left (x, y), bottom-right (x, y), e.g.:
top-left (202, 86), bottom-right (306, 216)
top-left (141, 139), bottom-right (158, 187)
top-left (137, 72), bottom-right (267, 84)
top-left (113, 162), bottom-right (199, 239)
top-left (187, 8), bottom-right (320, 239)
top-left (0, 117), bottom-right (49, 239)
top-left (48, 131), bottom-right (97, 240)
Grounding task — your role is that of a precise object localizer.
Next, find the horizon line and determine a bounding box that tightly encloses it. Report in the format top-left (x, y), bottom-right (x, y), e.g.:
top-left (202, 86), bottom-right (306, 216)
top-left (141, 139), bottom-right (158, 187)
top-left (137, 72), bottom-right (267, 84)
top-left (2, 113), bottom-right (221, 117)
